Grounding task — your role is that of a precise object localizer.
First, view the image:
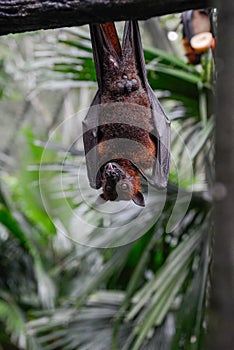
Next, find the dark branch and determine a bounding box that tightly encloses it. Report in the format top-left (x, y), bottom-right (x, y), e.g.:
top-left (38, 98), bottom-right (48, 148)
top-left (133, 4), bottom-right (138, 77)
top-left (0, 0), bottom-right (209, 36)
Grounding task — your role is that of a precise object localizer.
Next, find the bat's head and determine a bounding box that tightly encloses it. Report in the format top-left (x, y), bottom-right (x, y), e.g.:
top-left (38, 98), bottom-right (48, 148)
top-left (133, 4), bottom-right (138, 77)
top-left (96, 161), bottom-right (145, 207)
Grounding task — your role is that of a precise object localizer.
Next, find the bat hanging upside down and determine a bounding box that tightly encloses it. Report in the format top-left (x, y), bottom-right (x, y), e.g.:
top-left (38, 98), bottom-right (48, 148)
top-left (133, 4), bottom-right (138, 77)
top-left (182, 9), bottom-right (216, 65)
top-left (83, 21), bottom-right (170, 207)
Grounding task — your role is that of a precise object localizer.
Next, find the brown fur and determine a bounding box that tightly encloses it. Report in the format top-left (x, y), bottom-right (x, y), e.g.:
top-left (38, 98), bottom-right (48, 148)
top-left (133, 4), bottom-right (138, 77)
top-left (97, 24), bottom-right (156, 203)
top-left (99, 50), bottom-right (156, 170)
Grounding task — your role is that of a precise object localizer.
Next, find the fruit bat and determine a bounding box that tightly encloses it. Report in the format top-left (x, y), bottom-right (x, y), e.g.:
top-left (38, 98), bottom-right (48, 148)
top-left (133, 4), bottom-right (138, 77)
top-left (182, 9), bottom-right (215, 65)
top-left (82, 21), bottom-right (170, 207)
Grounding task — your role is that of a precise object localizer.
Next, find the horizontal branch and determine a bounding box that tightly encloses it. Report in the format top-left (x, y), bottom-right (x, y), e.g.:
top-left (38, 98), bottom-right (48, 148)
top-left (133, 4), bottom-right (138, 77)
top-left (0, 0), bottom-right (210, 36)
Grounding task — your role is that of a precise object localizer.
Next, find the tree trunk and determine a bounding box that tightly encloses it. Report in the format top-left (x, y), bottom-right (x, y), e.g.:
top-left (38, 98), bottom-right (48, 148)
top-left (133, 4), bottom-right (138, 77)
top-left (207, 1), bottom-right (234, 349)
top-left (0, 0), bottom-right (208, 35)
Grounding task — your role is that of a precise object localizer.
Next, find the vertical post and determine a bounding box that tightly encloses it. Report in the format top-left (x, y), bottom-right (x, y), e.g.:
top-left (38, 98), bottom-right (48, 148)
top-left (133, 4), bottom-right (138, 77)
top-left (208, 1), bottom-right (234, 349)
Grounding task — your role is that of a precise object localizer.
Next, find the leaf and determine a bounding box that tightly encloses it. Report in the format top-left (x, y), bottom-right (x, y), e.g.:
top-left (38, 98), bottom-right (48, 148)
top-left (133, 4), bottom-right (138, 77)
top-left (124, 230), bottom-right (203, 350)
top-left (0, 294), bottom-right (26, 346)
top-left (171, 223), bottom-right (211, 350)
top-left (190, 116), bottom-right (214, 160)
top-left (144, 46), bottom-right (199, 73)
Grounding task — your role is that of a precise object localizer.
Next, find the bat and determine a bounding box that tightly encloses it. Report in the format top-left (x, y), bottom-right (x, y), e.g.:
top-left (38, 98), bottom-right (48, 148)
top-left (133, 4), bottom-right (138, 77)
top-left (182, 9), bottom-right (215, 65)
top-left (82, 21), bottom-right (170, 207)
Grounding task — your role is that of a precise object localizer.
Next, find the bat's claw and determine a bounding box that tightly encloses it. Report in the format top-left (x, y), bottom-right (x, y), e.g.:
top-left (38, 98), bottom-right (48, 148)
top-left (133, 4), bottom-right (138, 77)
top-left (116, 75), bottom-right (139, 93)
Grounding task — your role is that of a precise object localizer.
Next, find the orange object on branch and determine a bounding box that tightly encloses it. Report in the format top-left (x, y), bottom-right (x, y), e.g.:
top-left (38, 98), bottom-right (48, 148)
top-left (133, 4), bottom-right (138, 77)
top-left (182, 9), bottom-right (216, 64)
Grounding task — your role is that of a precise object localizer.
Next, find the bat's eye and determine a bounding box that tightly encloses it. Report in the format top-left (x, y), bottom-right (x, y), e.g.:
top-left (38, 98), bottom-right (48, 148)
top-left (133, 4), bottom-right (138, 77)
top-left (120, 182), bottom-right (129, 191)
top-left (116, 75), bottom-right (139, 93)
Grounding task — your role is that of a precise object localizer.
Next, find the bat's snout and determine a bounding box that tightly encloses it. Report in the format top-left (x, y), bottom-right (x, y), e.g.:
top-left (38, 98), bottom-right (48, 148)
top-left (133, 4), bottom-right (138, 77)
top-left (105, 162), bottom-right (115, 171)
top-left (104, 162), bottom-right (120, 181)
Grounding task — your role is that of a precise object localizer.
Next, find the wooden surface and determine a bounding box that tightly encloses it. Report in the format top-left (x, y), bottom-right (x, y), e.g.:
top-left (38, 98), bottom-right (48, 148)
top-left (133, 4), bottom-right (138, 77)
top-left (0, 0), bottom-right (208, 35)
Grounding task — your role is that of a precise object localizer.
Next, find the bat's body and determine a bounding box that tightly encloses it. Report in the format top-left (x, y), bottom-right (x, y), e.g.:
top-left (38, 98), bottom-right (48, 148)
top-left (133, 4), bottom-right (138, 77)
top-left (182, 10), bottom-right (215, 65)
top-left (83, 21), bottom-right (170, 206)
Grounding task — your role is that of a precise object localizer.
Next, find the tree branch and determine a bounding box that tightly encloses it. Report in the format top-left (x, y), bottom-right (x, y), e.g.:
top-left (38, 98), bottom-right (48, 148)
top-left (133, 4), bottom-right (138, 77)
top-left (0, 0), bottom-right (209, 36)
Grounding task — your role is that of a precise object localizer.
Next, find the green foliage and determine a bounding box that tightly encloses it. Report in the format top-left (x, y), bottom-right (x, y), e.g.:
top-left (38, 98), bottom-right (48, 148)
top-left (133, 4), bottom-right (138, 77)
top-left (0, 295), bottom-right (26, 346)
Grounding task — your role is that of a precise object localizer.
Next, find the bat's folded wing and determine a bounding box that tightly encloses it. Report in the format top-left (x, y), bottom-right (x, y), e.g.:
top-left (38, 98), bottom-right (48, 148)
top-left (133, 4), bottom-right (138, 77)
top-left (147, 83), bottom-right (171, 189)
top-left (82, 91), bottom-right (102, 189)
top-left (124, 21), bottom-right (171, 189)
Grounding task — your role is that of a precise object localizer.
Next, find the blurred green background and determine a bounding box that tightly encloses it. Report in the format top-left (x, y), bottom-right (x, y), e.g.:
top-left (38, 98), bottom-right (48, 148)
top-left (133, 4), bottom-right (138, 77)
top-left (0, 15), bottom-right (214, 350)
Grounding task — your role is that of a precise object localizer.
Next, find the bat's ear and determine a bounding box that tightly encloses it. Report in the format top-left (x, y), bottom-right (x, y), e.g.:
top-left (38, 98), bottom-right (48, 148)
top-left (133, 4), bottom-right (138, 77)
top-left (95, 193), bottom-right (108, 206)
top-left (132, 192), bottom-right (145, 207)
